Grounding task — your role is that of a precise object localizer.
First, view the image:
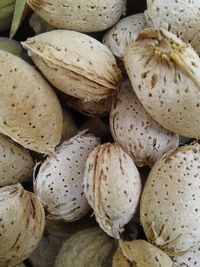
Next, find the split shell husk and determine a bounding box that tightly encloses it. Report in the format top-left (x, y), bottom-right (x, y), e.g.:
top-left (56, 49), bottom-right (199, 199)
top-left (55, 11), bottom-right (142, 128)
top-left (27, 0), bottom-right (126, 32)
top-left (0, 134), bottom-right (34, 187)
top-left (0, 49), bottom-right (62, 154)
top-left (35, 132), bottom-right (100, 221)
top-left (0, 184), bottom-right (45, 267)
top-left (113, 239), bottom-right (175, 267)
top-left (110, 79), bottom-right (179, 167)
top-left (55, 227), bottom-right (116, 267)
top-left (103, 13), bottom-right (147, 59)
top-left (22, 30), bottom-right (121, 102)
top-left (83, 143), bottom-right (142, 239)
top-left (140, 144), bottom-right (200, 256)
top-left (124, 28), bottom-right (200, 138)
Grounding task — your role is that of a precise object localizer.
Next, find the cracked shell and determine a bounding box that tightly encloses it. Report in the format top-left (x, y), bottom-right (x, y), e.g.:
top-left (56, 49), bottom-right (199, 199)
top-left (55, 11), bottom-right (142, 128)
top-left (83, 143), bottom-right (142, 239)
top-left (145, 0), bottom-right (200, 55)
top-left (0, 184), bottom-right (45, 267)
top-left (110, 79), bottom-right (179, 167)
top-left (27, 0), bottom-right (126, 32)
top-left (113, 239), bottom-right (175, 267)
top-left (140, 144), bottom-right (200, 256)
top-left (0, 49), bottom-right (62, 154)
top-left (35, 132), bottom-right (100, 221)
top-left (173, 243), bottom-right (200, 267)
top-left (55, 227), bottom-right (115, 267)
top-left (0, 134), bottom-right (34, 187)
top-left (124, 28), bottom-right (200, 138)
top-left (103, 13), bottom-right (147, 59)
top-left (22, 30), bottom-right (121, 102)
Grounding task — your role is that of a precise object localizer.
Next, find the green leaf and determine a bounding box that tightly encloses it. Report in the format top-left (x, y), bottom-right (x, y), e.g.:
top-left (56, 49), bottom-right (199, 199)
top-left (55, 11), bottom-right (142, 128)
top-left (9, 0), bottom-right (28, 38)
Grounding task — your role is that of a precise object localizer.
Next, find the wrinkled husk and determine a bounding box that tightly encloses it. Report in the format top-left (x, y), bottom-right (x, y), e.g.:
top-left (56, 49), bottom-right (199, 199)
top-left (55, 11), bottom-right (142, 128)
top-left (55, 228), bottom-right (116, 267)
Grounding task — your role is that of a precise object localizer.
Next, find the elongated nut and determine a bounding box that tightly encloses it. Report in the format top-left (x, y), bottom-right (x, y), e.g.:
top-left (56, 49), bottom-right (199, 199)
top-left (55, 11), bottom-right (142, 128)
top-left (27, 0), bottom-right (127, 32)
top-left (124, 28), bottom-right (200, 138)
top-left (0, 134), bottom-right (34, 187)
top-left (110, 79), bottom-right (179, 167)
top-left (140, 144), bottom-right (200, 256)
top-left (113, 240), bottom-right (175, 267)
top-left (0, 184), bottom-right (45, 267)
top-left (22, 30), bottom-right (121, 102)
top-left (83, 143), bottom-right (142, 239)
top-left (35, 132), bottom-right (100, 221)
top-left (0, 49), bottom-right (62, 154)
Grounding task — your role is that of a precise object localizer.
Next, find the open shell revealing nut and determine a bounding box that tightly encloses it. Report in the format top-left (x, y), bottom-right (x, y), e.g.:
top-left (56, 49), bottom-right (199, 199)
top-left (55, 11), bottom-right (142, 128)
top-left (0, 49), bottom-right (62, 154)
top-left (27, 0), bottom-right (126, 33)
top-left (55, 227), bottom-right (115, 267)
top-left (110, 79), bottom-right (179, 167)
top-left (83, 143), bottom-right (142, 239)
top-left (0, 184), bottom-right (45, 267)
top-left (145, 0), bottom-right (200, 55)
top-left (35, 132), bottom-right (100, 221)
top-left (124, 28), bottom-right (200, 138)
top-left (140, 144), bottom-right (200, 256)
top-left (22, 30), bottom-right (121, 102)
top-left (0, 134), bottom-right (34, 187)
top-left (113, 239), bottom-right (175, 267)
top-left (103, 13), bottom-right (147, 59)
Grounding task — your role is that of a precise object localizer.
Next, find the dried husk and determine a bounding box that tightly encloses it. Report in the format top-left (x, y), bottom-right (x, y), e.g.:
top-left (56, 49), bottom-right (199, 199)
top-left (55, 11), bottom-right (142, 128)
top-left (83, 143), bottom-right (142, 239)
top-left (0, 49), bottom-right (62, 154)
top-left (27, 0), bottom-right (126, 32)
top-left (113, 240), bottom-right (175, 267)
top-left (110, 79), bottom-right (179, 167)
top-left (0, 184), bottom-right (45, 267)
top-left (0, 134), bottom-right (34, 187)
top-left (140, 144), bottom-right (200, 256)
top-left (55, 228), bottom-right (116, 267)
top-left (22, 30), bottom-right (121, 102)
top-left (124, 28), bottom-right (200, 138)
top-left (35, 132), bottom-right (100, 221)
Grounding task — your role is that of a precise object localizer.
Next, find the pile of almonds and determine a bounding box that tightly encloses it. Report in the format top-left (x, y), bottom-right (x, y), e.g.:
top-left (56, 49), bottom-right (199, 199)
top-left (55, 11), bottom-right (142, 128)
top-left (0, 0), bottom-right (200, 266)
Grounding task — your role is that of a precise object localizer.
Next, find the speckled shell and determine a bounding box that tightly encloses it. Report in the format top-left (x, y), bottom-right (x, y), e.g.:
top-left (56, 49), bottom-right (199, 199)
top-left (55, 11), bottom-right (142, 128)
top-left (113, 240), bottom-right (175, 267)
top-left (35, 132), bottom-right (100, 221)
top-left (145, 0), bottom-right (200, 55)
top-left (0, 184), bottom-right (45, 267)
top-left (54, 228), bottom-right (115, 267)
top-left (103, 13), bottom-right (147, 59)
top-left (124, 28), bottom-right (200, 138)
top-left (0, 134), bottom-right (34, 187)
top-left (140, 144), bottom-right (200, 256)
top-left (110, 79), bottom-right (179, 167)
top-left (83, 143), bottom-right (142, 239)
top-left (27, 0), bottom-right (126, 32)
top-left (22, 30), bottom-right (121, 102)
top-left (173, 243), bottom-right (200, 267)
top-left (0, 49), bottom-right (62, 154)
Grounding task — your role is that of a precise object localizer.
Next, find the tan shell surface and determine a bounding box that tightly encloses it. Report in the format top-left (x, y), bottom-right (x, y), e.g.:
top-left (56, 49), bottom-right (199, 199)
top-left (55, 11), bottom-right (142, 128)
top-left (0, 184), bottom-right (45, 267)
top-left (110, 79), bottom-right (179, 167)
top-left (35, 132), bottom-right (100, 221)
top-left (124, 28), bottom-right (200, 138)
top-left (83, 143), bottom-right (142, 239)
top-left (0, 134), bottom-right (34, 187)
top-left (60, 109), bottom-right (78, 143)
top-left (173, 243), bottom-right (200, 267)
top-left (27, 0), bottom-right (126, 32)
top-left (22, 30), bottom-right (121, 102)
top-left (103, 13), bottom-right (147, 59)
top-left (145, 0), bottom-right (200, 55)
top-left (55, 228), bottom-right (115, 267)
top-left (113, 240), bottom-right (175, 267)
top-left (140, 144), bottom-right (200, 256)
top-left (0, 49), bottom-right (62, 154)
